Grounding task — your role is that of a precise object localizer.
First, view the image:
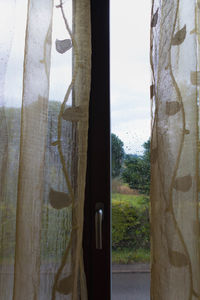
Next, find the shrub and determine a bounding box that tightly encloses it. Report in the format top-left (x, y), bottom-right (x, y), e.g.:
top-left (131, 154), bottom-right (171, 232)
top-left (122, 140), bottom-right (150, 195)
top-left (112, 196), bottom-right (150, 250)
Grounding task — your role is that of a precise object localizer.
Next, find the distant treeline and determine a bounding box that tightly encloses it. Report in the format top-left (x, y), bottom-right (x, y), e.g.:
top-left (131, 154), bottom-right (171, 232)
top-left (112, 133), bottom-right (150, 195)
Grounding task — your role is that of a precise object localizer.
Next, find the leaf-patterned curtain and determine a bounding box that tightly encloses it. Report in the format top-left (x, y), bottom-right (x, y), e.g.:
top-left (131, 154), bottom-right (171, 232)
top-left (0, 1), bottom-right (91, 300)
top-left (150, 0), bottom-right (200, 299)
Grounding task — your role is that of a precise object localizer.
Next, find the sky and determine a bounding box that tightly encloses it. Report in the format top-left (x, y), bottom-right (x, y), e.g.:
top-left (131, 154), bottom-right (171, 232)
top-left (2, 0), bottom-right (73, 107)
top-left (1, 0), bottom-right (151, 155)
top-left (110, 0), bottom-right (151, 154)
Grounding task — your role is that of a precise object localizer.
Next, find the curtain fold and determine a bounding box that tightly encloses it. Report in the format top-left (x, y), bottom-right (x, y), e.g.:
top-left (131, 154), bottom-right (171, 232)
top-left (150, 0), bottom-right (200, 299)
top-left (72, 2), bottom-right (91, 299)
top-left (13, 1), bottom-right (53, 299)
top-left (0, 1), bottom-right (91, 299)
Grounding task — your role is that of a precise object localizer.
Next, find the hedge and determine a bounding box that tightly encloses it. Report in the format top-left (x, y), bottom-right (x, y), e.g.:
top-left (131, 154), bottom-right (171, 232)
top-left (112, 196), bottom-right (150, 250)
top-left (0, 196), bottom-right (150, 260)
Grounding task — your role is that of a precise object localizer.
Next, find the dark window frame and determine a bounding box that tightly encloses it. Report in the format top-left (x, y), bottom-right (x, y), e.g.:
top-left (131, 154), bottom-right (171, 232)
top-left (83, 0), bottom-right (111, 299)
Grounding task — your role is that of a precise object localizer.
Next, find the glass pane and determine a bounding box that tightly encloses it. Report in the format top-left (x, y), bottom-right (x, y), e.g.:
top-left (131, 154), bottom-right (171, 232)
top-left (111, 1), bottom-right (151, 299)
top-left (0, 2), bottom-right (28, 298)
top-left (0, 1), bottom-right (74, 299)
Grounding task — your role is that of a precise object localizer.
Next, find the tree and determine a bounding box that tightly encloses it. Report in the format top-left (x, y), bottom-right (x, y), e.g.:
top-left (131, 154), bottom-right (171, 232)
top-left (111, 133), bottom-right (125, 178)
top-left (122, 139), bottom-right (150, 195)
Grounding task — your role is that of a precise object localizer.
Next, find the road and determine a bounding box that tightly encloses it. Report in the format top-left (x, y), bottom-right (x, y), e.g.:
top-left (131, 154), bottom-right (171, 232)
top-left (0, 264), bottom-right (150, 299)
top-left (112, 273), bottom-right (150, 300)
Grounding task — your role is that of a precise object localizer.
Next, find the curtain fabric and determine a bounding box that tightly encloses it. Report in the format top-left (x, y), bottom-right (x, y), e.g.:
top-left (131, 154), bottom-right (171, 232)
top-left (150, 0), bottom-right (200, 299)
top-left (0, 1), bottom-right (91, 299)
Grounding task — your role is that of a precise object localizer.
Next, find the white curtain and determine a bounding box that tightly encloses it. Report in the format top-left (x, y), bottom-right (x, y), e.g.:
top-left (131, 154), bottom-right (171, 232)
top-left (150, 0), bottom-right (200, 299)
top-left (0, 1), bottom-right (91, 299)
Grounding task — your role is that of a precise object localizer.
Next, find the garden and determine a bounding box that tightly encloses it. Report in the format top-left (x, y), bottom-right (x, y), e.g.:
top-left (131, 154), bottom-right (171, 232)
top-left (111, 133), bottom-right (150, 264)
top-left (0, 108), bottom-right (151, 264)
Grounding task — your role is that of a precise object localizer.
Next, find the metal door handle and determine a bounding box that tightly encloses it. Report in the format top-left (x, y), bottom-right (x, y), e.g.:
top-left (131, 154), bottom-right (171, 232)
top-left (95, 204), bottom-right (104, 249)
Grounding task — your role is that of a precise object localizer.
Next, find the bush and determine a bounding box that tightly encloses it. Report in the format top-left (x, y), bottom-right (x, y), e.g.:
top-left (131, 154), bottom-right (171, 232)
top-left (122, 140), bottom-right (150, 195)
top-left (111, 133), bottom-right (125, 178)
top-left (112, 196), bottom-right (150, 250)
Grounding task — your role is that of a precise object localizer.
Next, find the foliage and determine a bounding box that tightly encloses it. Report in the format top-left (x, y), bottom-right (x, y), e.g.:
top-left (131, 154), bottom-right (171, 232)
top-left (112, 248), bottom-right (150, 264)
top-left (112, 193), bottom-right (147, 206)
top-left (111, 133), bottom-right (125, 178)
top-left (112, 194), bottom-right (150, 251)
top-left (112, 178), bottom-right (140, 195)
top-left (122, 139), bottom-right (150, 195)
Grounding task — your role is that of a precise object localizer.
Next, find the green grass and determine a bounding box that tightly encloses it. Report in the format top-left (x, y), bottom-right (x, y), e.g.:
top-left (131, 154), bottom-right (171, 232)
top-left (112, 193), bottom-right (149, 207)
top-left (112, 248), bottom-right (150, 264)
top-left (112, 192), bottom-right (150, 264)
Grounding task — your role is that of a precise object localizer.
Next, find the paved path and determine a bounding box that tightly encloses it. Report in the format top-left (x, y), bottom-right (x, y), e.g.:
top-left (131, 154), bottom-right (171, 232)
top-left (112, 273), bottom-right (150, 300)
top-left (0, 263), bottom-right (150, 299)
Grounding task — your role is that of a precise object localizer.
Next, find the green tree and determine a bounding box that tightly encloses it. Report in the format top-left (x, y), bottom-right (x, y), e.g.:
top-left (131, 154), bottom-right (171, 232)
top-left (122, 139), bottom-right (150, 194)
top-left (111, 133), bottom-right (125, 178)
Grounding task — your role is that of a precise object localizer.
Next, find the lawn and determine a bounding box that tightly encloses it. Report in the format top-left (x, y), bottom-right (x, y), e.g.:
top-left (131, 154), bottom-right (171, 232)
top-left (111, 192), bottom-right (150, 264)
top-left (112, 248), bottom-right (150, 264)
top-left (112, 193), bottom-right (149, 207)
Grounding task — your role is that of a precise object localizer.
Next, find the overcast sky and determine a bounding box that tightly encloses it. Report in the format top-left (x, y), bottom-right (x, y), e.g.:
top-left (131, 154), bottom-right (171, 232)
top-left (3, 0), bottom-right (73, 107)
top-left (110, 0), bottom-right (151, 154)
top-left (2, 0), bottom-right (151, 154)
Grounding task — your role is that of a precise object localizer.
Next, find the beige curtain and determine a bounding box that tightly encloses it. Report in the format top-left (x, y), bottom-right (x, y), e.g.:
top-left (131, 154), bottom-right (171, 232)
top-left (150, 0), bottom-right (200, 299)
top-left (0, 1), bottom-right (91, 300)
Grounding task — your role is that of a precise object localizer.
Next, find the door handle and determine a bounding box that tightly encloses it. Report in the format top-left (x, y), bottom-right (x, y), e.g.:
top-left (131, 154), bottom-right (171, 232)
top-left (95, 203), bottom-right (104, 249)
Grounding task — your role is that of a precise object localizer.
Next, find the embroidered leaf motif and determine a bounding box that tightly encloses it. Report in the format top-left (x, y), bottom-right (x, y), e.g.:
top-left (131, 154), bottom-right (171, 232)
top-left (51, 140), bottom-right (60, 146)
top-left (171, 25), bottom-right (186, 46)
top-left (62, 106), bottom-right (85, 121)
top-left (184, 129), bottom-right (190, 135)
top-left (173, 175), bottom-right (192, 192)
top-left (56, 275), bottom-right (73, 295)
top-left (49, 189), bottom-right (72, 209)
top-left (168, 250), bottom-right (188, 267)
top-left (166, 101), bottom-right (181, 116)
top-left (151, 8), bottom-right (159, 27)
top-left (55, 39), bottom-right (72, 54)
top-left (150, 84), bottom-right (155, 99)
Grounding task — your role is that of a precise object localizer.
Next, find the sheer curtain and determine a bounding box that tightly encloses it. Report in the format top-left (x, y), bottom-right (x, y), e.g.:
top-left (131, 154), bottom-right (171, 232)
top-left (150, 0), bottom-right (200, 299)
top-left (0, 0), bottom-right (91, 299)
